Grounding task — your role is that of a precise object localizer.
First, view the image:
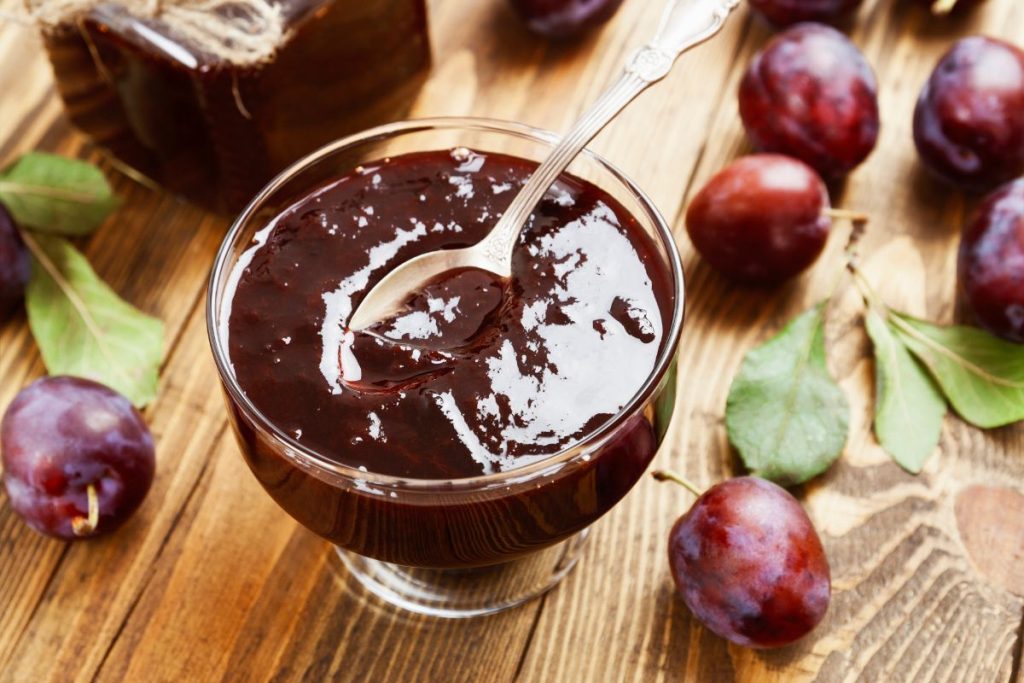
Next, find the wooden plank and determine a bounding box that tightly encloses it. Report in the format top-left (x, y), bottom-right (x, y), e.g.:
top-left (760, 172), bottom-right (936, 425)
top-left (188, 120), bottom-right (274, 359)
top-left (0, 165), bottom-right (230, 678)
top-left (0, 24), bottom-right (231, 675)
top-left (0, 0), bottom-right (1022, 680)
top-left (1, 303), bottom-right (232, 682)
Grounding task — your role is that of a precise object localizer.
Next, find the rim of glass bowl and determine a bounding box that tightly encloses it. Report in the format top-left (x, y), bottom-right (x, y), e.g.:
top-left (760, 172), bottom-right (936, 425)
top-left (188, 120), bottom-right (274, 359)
top-left (207, 117), bottom-right (685, 493)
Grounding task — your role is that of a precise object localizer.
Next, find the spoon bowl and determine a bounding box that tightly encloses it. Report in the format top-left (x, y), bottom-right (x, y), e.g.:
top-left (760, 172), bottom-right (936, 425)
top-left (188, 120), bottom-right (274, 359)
top-left (347, 228), bottom-right (511, 330)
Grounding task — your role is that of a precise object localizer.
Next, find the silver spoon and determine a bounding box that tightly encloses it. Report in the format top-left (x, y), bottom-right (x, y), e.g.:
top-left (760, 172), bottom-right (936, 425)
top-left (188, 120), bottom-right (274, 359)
top-left (347, 0), bottom-right (741, 330)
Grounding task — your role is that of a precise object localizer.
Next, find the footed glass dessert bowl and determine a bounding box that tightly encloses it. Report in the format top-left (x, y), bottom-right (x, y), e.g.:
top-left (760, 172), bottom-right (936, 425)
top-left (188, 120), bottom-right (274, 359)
top-left (207, 118), bottom-right (685, 618)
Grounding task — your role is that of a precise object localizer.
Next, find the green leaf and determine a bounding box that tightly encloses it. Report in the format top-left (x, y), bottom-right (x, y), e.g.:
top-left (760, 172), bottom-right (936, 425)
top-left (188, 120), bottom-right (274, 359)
top-left (890, 312), bottom-right (1024, 429)
top-left (865, 309), bottom-right (946, 473)
top-left (725, 302), bottom-right (850, 485)
top-left (24, 233), bottom-right (164, 407)
top-left (0, 153), bottom-right (118, 235)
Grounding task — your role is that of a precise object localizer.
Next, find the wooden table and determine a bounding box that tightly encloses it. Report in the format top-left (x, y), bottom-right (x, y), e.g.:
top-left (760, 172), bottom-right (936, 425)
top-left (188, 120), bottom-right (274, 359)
top-left (2, 0), bottom-right (1024, 680)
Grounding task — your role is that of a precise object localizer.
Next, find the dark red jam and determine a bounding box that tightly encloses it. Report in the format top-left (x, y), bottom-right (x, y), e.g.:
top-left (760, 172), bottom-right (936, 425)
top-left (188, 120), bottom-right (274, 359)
top-left (222, 148), bottom-right (678, 566)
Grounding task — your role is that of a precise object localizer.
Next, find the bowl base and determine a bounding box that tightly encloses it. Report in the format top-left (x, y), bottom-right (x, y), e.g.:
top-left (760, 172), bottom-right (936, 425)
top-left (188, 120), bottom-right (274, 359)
top-left (335, 529), bottom-right (590, 619)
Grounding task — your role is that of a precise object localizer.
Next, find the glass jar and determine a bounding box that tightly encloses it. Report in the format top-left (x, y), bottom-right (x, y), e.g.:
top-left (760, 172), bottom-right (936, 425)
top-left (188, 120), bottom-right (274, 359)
top-left (38, 0), bottom-right (430, 210)
top-left (206, 118), bottom-right (686, 617)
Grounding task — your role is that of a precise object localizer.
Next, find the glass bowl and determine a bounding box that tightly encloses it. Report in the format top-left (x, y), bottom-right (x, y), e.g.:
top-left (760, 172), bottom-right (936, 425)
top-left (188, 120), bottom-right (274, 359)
top-left (206, 117), bottom-right (685, 618)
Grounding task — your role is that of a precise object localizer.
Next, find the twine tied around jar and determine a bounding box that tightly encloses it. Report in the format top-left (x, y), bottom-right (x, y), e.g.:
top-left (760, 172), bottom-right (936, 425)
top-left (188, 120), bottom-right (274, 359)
top-left (22, 0), bottom-right (288, 66)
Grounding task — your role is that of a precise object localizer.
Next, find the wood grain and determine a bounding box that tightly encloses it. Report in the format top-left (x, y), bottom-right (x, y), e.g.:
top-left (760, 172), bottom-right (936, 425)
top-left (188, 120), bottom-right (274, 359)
top-left (955, 486), bottom-right (1024, 596)
top-left (2, 0), bottom-right (1024, 681)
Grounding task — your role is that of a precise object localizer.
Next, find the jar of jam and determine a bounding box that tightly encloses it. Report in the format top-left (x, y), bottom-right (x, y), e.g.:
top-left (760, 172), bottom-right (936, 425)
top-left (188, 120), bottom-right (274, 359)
top-left (34, 0), bottom-right (431, 210)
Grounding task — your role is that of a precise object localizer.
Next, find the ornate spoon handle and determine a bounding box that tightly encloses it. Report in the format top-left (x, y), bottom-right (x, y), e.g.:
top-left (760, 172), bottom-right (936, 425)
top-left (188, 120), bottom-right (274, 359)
top-left (479, 0), bottom-right (742, 268)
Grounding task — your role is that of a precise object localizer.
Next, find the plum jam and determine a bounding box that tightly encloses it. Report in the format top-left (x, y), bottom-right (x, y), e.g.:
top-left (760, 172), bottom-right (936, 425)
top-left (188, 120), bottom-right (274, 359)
top-left (223, 148), bottom-right (677, 566)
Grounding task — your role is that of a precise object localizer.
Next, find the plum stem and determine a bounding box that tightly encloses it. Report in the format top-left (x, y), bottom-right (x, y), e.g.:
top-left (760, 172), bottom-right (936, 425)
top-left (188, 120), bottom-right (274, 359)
top-left (845, 257), bottom-right (885, 312)
top-left (102, 154), bottom-right (163, 192)
top-left (823, 207), bottom-right (869, 224)
top-left (651, 470), bottom-right (703, 497)
top-left (931, 0), bottom-right (958, 14)
top-left (71, 484), bottom-right (99, 536)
